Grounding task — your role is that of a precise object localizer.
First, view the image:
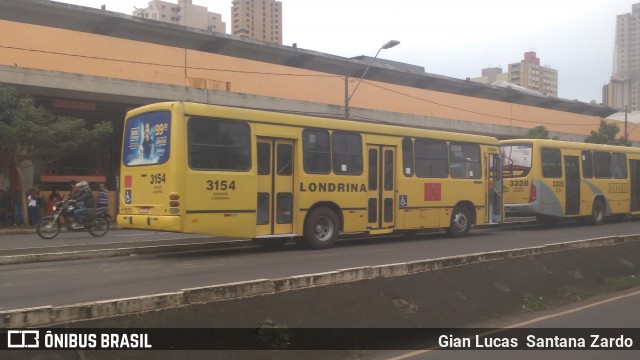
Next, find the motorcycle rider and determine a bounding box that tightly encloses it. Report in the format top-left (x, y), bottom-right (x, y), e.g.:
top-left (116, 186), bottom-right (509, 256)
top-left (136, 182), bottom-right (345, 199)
top-left (69, 181), bottom-right (95, 229)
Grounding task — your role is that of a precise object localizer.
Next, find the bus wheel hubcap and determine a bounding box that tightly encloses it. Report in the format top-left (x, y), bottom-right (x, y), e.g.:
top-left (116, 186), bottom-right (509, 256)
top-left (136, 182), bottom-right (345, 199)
top-left (315, 217), bottom-right (332, 241)
top-left (453, 213), bottom-right (467, 232)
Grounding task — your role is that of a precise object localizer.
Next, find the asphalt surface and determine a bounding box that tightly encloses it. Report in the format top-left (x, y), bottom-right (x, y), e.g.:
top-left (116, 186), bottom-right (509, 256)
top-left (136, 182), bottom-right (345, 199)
top-left (0, 217), bottom-right (537, 261)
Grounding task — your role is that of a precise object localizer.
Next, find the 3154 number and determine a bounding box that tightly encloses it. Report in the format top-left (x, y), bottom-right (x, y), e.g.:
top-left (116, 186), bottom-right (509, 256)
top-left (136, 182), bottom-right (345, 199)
top-left (150, 173), bottom-right (166, 184)
top-left (206, 180), bottom-right (236, 191)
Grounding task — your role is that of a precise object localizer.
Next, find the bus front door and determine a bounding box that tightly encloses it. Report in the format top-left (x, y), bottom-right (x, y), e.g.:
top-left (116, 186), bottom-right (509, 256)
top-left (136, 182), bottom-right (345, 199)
top-left (367, 145), bottom-right (396, 233)
top-left (489, 153), bottom-right (503, 223)
top-left (632, 160), bottom-right (640, 212)
top-left (564, 155), bottom-right (580, 216)
top-left (256, 138), bottom-right (294, 236)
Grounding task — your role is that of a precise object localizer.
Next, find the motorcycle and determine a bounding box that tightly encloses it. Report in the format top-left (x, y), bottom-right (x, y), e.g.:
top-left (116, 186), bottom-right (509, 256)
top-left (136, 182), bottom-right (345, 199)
top-left (36, 200), bottom-right (110, 239)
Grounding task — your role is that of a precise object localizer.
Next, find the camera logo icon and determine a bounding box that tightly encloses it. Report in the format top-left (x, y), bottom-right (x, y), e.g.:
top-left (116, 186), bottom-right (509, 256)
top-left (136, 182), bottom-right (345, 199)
top-left (7, 330), bottom-right (40, 348)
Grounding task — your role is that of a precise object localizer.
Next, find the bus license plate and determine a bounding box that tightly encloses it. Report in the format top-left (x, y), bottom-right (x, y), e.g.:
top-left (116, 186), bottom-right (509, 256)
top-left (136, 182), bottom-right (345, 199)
top-left (139, 207), bottom-right (150, 214)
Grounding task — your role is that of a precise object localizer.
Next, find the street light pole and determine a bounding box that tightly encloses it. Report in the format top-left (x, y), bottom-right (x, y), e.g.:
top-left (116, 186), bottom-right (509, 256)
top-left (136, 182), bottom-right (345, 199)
top-left (345, 40), bottom-right (400, 119)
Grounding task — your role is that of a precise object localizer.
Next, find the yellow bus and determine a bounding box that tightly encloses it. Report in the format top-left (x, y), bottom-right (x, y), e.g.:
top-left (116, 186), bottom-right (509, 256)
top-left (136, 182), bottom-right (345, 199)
top-left (500, 139), bottom-right (640, 225)
top-left (118, 102), bottom-right (503, 249)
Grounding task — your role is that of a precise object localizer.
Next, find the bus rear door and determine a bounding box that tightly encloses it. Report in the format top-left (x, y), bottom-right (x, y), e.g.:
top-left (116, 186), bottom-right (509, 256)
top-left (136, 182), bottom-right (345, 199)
top-left (367, 145), bottom-right (396, 234)
top-left (256, 138), bottom-right (294, 236)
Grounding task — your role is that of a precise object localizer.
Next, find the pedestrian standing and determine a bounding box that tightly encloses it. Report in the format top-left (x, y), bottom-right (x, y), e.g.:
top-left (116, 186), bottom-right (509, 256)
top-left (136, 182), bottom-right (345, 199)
top-left (97, 183), bottom-right (109, 209)
top-left (27, 189), bottom-right (40, 226)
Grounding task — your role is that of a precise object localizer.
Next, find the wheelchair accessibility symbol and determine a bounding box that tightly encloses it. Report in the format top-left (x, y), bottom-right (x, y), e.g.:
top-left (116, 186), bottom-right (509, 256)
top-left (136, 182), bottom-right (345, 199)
top-left (125, 190), bottom-right (132, 204)
top-left (399, 195), bottom-right (408, 207)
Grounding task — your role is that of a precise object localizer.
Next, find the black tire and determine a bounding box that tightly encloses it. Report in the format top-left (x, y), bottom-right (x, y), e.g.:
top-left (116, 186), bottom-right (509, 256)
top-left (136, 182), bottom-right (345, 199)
top-left (252, 238), bottom-right (289, 250)
top-left (590, 198), bottom-right (605, 226)
top-left (87, 217), bottom-right (110, 237)
top-left (445, 205), bottom-right (471, 237)
top-left (36, 217), bottom-right (60, 239)
top-left (303, 207), bottom-right (339, 249)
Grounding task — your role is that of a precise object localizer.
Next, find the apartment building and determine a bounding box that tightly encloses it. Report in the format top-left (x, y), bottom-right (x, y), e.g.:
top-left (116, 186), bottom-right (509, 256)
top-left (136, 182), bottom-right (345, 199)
top-left (472, 53), bottom-right (558, 98)
top-left (133, 0), bottom-right (226, 33)
top-left (232, 0), bottom-right (282, 44)
top-left (606, 3), bottom-right (640, 111)
top-left (508, 51), bottom-right (558, 97)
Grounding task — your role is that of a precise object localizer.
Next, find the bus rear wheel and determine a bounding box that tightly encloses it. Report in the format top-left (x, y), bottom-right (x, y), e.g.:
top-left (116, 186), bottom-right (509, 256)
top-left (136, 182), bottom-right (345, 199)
top-left (590, 198), bottom-right (605, 226)
top-left (303, 207), bottom-right (339, 250)
top-left (445, 205), bottom-right (471, 237)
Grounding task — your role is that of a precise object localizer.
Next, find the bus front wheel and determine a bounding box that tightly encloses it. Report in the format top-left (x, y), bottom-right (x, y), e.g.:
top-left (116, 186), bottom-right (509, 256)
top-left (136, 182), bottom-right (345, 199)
top-left (445, 205), bottom-right (471, 237)
top-left (303, 207), bottom-right (339, 250)
top-left (590, 198), bottom-right (605, 226)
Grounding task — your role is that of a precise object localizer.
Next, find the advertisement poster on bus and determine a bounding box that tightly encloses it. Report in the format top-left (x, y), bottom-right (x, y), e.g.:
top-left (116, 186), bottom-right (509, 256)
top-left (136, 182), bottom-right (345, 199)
top-left (123, 112), bottom-right (171, 166)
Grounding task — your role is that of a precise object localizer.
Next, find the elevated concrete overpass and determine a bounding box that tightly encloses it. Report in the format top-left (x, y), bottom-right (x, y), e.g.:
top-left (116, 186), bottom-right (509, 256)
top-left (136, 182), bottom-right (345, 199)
top-left (0, 64), bottom-right (590, 142)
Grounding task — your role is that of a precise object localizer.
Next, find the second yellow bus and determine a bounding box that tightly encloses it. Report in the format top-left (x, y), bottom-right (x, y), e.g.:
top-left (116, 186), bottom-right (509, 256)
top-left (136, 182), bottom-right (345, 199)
top-left (500, 139), bottom-right (640, 224)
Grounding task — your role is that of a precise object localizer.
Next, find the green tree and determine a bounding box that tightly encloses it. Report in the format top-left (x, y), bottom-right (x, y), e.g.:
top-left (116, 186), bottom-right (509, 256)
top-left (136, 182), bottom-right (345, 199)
top-left (523, 125), bottom-right (559, 140)
top-left (585, 119), bottom-right (630, 146)
top-left (0, 85), bottom-right (113, 225)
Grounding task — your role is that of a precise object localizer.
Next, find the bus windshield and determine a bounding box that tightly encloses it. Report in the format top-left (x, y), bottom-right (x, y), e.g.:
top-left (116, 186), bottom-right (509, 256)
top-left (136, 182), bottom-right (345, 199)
top-left (501, 143), bottom-right (532, 178)
top-left (123, 111), bottom-right (171, 166)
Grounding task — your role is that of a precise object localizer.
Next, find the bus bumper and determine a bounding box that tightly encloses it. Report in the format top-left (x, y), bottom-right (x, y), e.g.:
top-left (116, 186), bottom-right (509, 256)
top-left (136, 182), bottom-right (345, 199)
top-left (117, 214), bottom-right (182, 232)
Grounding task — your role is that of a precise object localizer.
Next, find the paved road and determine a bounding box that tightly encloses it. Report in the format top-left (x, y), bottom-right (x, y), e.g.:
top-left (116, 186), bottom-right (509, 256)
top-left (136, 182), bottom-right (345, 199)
top-left (1, 219), bottom-right (639, 311)
top-left (370, 288), bottom-right (640, 360)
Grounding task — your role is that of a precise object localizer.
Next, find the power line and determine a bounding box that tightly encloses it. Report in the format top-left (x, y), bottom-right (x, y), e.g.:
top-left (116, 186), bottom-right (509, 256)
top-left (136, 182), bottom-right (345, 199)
top-left (1, 45), bottom-right (340, 78)
top-left (360, 80), bottom-right (602, 127)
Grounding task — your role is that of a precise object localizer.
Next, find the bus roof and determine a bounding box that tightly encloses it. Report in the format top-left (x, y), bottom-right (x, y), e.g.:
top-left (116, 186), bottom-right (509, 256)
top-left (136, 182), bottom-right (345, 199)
top-left (127, 101), bottom-right (500, 146)
top-left (500, 138), bottom-right (640, 154)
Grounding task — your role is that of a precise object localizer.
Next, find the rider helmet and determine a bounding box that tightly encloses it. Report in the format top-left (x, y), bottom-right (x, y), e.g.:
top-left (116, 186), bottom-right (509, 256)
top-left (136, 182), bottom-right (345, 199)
top-left (76, 181), bottom-right (90, 192)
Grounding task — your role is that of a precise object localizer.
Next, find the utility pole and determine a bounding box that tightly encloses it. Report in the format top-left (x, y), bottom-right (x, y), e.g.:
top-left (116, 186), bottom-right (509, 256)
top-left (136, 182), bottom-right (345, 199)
top-left (344, 40), bottom-right (400, 119)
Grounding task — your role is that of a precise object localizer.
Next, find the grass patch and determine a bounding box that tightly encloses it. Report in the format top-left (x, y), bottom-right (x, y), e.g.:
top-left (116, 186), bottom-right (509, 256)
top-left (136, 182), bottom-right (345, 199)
top-left (605, 274), bottom-right (640, 291)
top-left (522, 293), bottom-right (546, 312)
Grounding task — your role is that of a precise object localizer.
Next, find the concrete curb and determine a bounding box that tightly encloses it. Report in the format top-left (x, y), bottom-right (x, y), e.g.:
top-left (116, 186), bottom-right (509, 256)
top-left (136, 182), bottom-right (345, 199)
top-left (2, 234), bottom-right (638, 328)
top-left (0, 239), bottom-right (256, 265)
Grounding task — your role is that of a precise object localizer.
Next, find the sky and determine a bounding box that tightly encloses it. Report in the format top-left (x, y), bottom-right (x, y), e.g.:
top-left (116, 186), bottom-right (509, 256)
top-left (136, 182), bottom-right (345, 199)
top-left (59, 0), bottom-right (637, 104)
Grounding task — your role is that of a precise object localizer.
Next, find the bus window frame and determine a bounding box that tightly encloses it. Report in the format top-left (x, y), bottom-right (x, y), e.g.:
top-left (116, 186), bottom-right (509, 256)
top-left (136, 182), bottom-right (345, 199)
top-left (581, 150), bottom-right (593, 179)
top-left (449, 142), bottom-right (481, 179)
top-left (187, 116), bottom-right (251, 172)
top-left (612, 152), bottom-right (628, 179)
top-left (402, 137), bottom-right (414, 177)
top-left (593, 151), bottom-right (612, 179)
top-left (414, 138), bottom-right (449, 178)
top-left (331, 131), bottom-right (363, 175)
top-left (302, 128), bottom-right (331, 174)
top-left (541, 147), bottom-right (562, 179)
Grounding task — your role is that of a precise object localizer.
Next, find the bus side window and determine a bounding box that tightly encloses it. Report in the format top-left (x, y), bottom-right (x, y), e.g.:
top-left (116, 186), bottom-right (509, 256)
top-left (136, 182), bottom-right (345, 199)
top-left (593, 151), bottom-right (612, 178)
top-left (581, 151), bottom-right (593, 178)
top-left (402, 137), bottom-right (414, 177)
top-left (541, 148), bottom-right (562, 178)
top-left (303, 129), bottom-right (331, 174)
top-left (612, 153), bottom-right (628, 179)
top-left (332, 131), bottom-right (363, 175)
top-left (414, 139), bottom-right (448, 178)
